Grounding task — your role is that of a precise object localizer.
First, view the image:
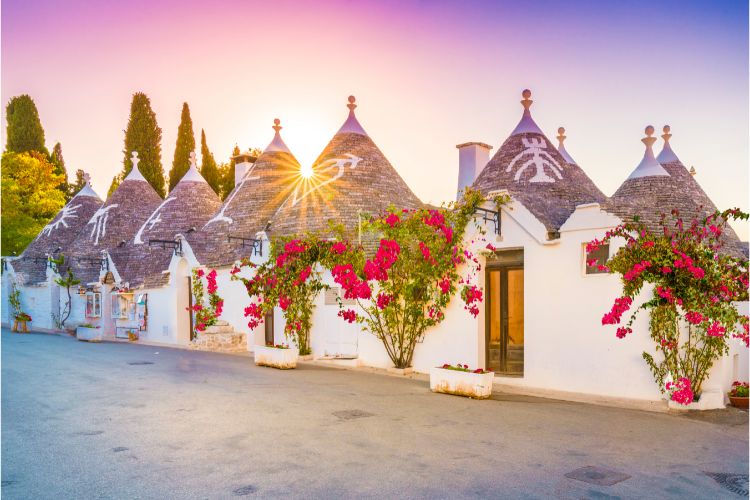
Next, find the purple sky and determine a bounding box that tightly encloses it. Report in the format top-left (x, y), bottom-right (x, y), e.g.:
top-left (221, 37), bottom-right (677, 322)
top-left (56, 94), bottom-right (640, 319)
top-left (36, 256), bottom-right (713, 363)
top-left (2, 0), bottom-right (748, 238)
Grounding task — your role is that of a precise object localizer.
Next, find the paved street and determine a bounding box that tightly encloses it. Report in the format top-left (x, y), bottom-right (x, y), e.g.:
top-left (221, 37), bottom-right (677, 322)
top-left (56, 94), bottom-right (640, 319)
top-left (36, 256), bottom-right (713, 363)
top-left (1, 329), bottom-right (748, 499)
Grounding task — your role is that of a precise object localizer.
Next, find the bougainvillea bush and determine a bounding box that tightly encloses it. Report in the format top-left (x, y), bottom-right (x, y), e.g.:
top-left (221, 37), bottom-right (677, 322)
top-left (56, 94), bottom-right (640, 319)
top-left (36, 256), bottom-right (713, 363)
top-left (188, 268), bottom-right (223, 333)
top-left (233, 239), bottom-right (330, 355)
top-left (588, 208), bottom-right (749, 404)
top-left (232, 188), bottom-right (507, 368)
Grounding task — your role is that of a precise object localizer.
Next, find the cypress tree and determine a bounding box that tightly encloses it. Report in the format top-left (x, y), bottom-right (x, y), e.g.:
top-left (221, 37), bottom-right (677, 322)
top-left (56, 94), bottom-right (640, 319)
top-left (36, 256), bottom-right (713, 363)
top-left (119, 92), bottom-right (165, 197)
top-left (200, 129), bottom-right (221, 195)
top-left (168, 103), bottom-right (195, 191)
top-left (50, 142), bottom-right (71, 200)
top-left (5, 94), bottom-right (48, 156)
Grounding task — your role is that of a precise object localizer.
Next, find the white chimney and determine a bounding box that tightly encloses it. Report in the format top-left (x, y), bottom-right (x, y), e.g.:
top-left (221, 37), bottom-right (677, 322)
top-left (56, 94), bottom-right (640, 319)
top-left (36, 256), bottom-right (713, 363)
top-left (232, 152), bottom-right (257, 187)
top-left (456, 142), bottom-right (492, 199)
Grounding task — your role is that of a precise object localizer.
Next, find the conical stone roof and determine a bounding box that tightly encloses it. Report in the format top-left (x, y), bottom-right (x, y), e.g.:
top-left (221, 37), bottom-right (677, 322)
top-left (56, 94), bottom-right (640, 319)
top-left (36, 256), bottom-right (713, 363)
top-left (609, 126), bottom-right (745, 256)
top-left (113, 153), bottom-right (223, 287)
top-left (13, 179), bottom-right (103, 285)
top-left (472, 90), bottom-right (605, 234)
top-left (194, 119), bottom-right (303, 267)
top-left (269, 96), bottom-right (422, 239)
top-left (65, 152), bottom-right (163, 284)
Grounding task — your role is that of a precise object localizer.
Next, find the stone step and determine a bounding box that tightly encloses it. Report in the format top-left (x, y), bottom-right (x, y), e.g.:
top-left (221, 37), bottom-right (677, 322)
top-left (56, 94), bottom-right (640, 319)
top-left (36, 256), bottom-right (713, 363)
top-left (203, 324), bottom-right (235, 334)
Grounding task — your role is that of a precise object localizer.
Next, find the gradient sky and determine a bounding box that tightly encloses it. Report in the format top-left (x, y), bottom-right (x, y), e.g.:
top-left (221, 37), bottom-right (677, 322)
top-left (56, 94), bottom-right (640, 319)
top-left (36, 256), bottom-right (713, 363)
top-left (2, 0), bottom-right (748, 238)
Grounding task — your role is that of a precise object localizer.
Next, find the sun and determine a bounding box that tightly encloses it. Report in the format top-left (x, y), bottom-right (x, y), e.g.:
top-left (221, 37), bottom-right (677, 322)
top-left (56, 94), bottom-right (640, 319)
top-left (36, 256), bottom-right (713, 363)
top-left (300, 165), bottom-right (314, 179)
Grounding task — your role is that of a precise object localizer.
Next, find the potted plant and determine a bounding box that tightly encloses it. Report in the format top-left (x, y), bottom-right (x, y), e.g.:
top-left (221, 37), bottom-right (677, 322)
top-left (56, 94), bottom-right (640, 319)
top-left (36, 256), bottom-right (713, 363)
top-left (429, 363), bottom-right (494, 399)
top-left (12, 312), bottom-right (32, 333)
top-left (254, 343), bottom-right (299, 370)
top-left (76, 323), bottom-right (102, 342)
top-left (729, 381), bottom-right (749, 409)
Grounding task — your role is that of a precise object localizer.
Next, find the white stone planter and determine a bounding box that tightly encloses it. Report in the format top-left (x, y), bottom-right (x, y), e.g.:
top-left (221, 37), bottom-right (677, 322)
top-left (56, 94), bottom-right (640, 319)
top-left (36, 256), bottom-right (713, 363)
top-left (668, 388), bottom-right (725, 411)
top-left (76, 326), bottom-right (103, 342)
top-left (430, 367), bottom-right (494, 399)
top-left (254, 345), bottom-right (299, 369)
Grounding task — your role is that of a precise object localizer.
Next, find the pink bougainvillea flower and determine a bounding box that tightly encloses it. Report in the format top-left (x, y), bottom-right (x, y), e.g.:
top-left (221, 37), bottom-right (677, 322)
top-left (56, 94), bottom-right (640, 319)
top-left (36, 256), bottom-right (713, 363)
top-left (338, 309), bottom-right (357, 323)
top-left (384, 213), bottom-right (400, 227)
top-left (331, 241), bottom-right (347, 255)
top-left (615, 327), bottom-right (632, 339)
top-left (706, 321), bottom-right (726, 338)
top-left (602, 296), bottom-right (633, 325)
top-left (685, 311), bottom-right (704, 325)
top-left (279, 295), bottom-right (292, 311)
top-left (376, 293), bottom-right (393, 310)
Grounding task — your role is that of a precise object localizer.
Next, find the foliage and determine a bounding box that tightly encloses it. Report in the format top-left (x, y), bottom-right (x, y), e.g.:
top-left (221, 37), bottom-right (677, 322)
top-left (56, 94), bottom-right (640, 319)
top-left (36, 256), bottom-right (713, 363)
top-left (9, 283), bottom-right (22, 317)
top-left (51, 254), bottom-right (80, 328)
top-left (233, 237), bottom-right (331, 355)
top-left (200, 129), bottom-right (221, 195)
top-left (50, 142), bottom-right (70, 200)
top-left (233, 188), bottom-right (507, 367)
top-left (218, 144), bottom-right (241, 200)
top-left (116, 92), bottom-right (165, 197)
top-left (70, 169), bottom-right (88, 196)
top-left (440, 363), bottom-right (489, 374)
top-left (1, 151), bottom-right (66, 254)
top-left (729, 381), bottom-right (749, 398)
top-left (168, 103), bottom-right (195, 191)
top-left (188, 268), bottom-right (224, 333)
top-left (79, 323), bottom-right (98, 329)
top-left (588, 208), bottom-right (749, 404)
top-left (5, 94), bottom-right (48, 156)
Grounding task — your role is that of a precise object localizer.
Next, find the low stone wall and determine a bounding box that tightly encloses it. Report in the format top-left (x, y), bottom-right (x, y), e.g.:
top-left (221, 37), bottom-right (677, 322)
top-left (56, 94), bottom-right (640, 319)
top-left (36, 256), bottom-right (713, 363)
top-left (189, 321), bottom-right (247, 353)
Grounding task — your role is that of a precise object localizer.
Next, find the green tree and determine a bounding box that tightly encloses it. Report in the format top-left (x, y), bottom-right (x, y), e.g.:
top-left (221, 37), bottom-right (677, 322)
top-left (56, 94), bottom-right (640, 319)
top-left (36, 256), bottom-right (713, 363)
top-left (200, 129), bottom-right (221, 195)
top-left (1, 151), bottom-right (66, 255)
top-left (5, 95), bottom-right (48, 156)
top-left (168, 103), bottom-right (195, 191)
top-left (107, 174), bottom-right (122, 198)
top-left (218, 144), bottom-right (241, 200)
top-left (69, 169), bottom-right (88, 196)
top-left (50, 142), bottom-right (71, 200)
top-left (116, 92), bottom-right (165, 197)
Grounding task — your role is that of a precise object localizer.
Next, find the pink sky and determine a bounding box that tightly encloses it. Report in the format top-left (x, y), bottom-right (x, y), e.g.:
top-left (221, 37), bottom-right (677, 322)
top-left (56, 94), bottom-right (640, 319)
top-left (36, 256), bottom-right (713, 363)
top-left (2, 0), bottom-right (747, 238)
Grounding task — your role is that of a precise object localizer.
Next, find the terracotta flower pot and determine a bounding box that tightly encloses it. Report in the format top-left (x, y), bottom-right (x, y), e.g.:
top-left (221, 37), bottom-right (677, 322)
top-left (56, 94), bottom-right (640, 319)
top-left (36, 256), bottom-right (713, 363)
top-left (12, 320), bottom-right (29, 333)
top-left (729, 396), bottom-right (749, 409)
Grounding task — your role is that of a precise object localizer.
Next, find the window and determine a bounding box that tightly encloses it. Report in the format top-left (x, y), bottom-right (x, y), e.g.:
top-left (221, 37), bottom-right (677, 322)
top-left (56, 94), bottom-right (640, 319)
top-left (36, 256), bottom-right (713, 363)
top-left (584, 243), bottom-right (609, 275)
top-left (85, 292), bottom-right (101, 318)
top-left (111, 293), bottom-right (135, 320)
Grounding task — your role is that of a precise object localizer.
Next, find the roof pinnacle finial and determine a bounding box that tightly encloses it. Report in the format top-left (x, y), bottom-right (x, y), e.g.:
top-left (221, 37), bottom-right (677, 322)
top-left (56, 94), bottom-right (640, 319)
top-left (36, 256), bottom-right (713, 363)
top-left (131, 150), bottom-right (140, 170)
top-left (273, 118), bottom-right (282, 133)
top-left (521, 89), bottom-right (533, 111)
top-left (347, 95), bottom-right (357, 111)
top-left (690, 166), bottom-right (697, 176)
top-left (642, 125), bottom-right (657, 150)
top-left (661, 125), bottom-right (672, 144)
top-left (189, 151), bottom-right (197, 169)
top-left (556, 127), bottom-right (566, 145)
top-left (83, 173), bottom-right (91, 185)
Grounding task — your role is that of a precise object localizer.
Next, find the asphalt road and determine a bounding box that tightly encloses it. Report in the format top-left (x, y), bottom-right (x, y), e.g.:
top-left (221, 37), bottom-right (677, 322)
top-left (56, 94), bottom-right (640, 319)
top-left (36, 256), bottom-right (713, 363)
top-left (2, 329), bottom-right (748, 499)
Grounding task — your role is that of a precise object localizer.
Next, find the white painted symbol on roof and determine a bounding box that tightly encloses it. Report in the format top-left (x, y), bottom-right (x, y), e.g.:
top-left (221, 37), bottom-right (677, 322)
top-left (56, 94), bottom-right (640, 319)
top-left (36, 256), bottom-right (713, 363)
top-left (204, 166), bottom-right (260, 227)
top-left (506, 138), bottom-right (563, 183)
top-left (41, 204), bottom-right (81, 237)
top-left (87, 204), bottom-right (119, 246)
top-left (134, 197), bottom-right (176, 244)
top-left (290, 154), bottom-right (362, 207)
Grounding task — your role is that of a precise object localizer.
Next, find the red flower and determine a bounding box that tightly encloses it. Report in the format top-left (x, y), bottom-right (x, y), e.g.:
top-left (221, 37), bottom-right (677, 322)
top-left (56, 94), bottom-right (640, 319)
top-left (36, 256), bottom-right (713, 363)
top-left (331, 242), bottom-right (347, 254)
top-left (419, 241), bottom-right (431, 261)
top-left (438, 277), bottom-right (451, 294)
top-left (384, 213), bottom-right (400, 227)
top-left (615, 327), bottom-right (632, 339)
top-left (706, 321), bottom-right (726, 338)
top-left (279, 295), bottom-right (292, 311)
top-left (685, 311), bottom-right (704, 325)
top-left (338, 309), bottom-right (357, 323)
top-left (376, 293), bottom-right (393, 310)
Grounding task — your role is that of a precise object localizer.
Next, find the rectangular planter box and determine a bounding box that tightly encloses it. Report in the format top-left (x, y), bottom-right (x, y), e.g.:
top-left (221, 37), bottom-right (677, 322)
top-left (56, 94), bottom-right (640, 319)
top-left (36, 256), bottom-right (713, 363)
top-left (430, 367), bottom-right (494, 399)
top-left (667, 388), bottom-right (724, 411)
top-left (76, 326), bottom-right (103, 342)
top-left (254, 345), bottom-right (299, 369)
